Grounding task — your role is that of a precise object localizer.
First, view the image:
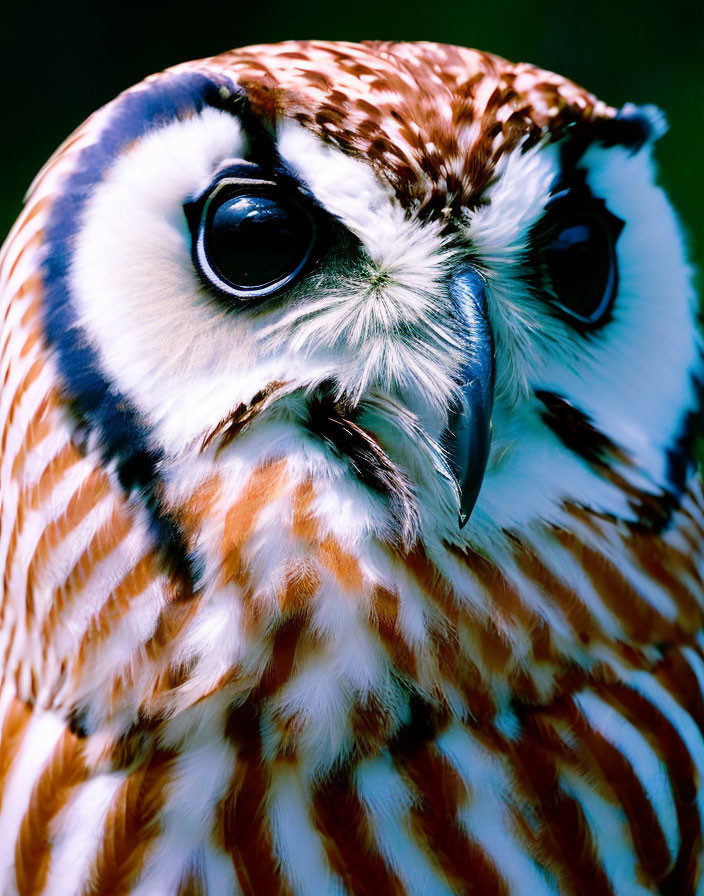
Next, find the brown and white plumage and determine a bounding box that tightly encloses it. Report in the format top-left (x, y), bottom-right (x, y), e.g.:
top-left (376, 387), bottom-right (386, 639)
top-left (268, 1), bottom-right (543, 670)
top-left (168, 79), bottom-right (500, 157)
top-left (1, 39), bottom-right (703, 895)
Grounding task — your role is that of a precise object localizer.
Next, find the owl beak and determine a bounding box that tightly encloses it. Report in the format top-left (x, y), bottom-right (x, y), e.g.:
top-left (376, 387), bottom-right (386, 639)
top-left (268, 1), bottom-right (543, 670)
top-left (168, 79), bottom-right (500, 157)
top-left (448, 268), bottom-right (495, 528)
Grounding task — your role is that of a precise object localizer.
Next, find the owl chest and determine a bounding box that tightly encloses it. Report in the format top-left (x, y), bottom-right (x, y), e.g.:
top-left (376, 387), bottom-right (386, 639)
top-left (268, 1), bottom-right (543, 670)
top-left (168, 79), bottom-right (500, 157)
top-left (4, 680), bottom-right (703, 896)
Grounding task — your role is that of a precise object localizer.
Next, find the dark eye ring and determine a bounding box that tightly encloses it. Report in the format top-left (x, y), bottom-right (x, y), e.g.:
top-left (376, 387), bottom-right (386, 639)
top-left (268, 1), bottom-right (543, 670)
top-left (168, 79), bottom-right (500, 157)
top-left (190, 175), bottom-right (316, 301)
top-left (532, 188), bottom-right (624, 329)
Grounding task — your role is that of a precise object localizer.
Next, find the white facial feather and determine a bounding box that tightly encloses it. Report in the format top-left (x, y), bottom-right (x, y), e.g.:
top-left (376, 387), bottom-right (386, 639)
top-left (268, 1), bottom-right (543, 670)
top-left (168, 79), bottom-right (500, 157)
top-left (468, 129), bottom-right (700, 535)
top-left (553, 142), bottom-right (699, 483)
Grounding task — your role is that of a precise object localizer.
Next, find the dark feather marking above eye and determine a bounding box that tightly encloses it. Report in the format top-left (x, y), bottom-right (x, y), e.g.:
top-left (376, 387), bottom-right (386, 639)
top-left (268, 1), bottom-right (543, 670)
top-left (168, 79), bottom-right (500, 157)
top-left (589, 109), bottom-right (654, 153)
top-left (559, 106), bottom-right (658, 175)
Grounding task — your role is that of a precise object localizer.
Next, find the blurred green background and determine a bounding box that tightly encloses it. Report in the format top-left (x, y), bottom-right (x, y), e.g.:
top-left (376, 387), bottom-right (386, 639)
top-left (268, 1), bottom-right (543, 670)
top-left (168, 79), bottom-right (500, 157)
top-left (1, 0), bottom-right (702, 259)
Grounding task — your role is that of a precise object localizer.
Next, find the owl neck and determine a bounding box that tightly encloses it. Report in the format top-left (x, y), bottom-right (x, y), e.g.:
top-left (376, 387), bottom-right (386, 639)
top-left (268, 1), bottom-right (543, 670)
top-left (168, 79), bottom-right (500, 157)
top-left (49, 449), bottom-right (704, 775)
top-left (3, 398), bottom-right (704, 895)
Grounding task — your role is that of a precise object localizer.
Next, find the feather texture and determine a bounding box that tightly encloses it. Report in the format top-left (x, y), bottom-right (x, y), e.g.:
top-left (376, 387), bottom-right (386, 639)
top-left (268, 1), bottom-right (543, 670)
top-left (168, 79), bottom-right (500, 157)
top-left (1, 38), bottom-right (703, 896)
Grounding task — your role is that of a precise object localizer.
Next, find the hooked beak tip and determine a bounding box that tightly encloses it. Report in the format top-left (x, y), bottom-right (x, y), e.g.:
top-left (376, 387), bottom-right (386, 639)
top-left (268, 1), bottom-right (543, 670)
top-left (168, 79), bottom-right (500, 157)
top-left (448, 268), bottom-right (495, 530)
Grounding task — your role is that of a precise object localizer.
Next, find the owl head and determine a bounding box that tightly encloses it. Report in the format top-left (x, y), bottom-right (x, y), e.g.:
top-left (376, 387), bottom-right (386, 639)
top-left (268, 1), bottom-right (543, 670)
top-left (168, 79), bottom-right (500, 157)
top-left (3, 41), bottom-right (702, 752)
top-left (29, 41), bottom-right (699, 561)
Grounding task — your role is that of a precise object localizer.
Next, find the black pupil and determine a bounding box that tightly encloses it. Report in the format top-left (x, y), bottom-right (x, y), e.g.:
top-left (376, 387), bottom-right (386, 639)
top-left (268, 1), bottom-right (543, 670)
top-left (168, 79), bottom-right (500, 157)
top-left (543, 214), bottom-right (616, 323)
top-left (205, 193), bottom-right (311, 291)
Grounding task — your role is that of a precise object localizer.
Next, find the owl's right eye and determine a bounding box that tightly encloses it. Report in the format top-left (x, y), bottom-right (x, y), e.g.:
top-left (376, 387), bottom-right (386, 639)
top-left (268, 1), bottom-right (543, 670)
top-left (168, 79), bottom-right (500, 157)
top-left (190, 180), bottom-right (316, 301)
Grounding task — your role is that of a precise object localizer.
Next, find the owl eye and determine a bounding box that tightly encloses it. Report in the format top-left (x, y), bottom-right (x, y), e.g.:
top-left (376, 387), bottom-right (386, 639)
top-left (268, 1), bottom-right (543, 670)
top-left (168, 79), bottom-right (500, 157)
top-left (192, 182), bottom-right (316, 300)
top-left (533, 190), bottom-right (624, 328)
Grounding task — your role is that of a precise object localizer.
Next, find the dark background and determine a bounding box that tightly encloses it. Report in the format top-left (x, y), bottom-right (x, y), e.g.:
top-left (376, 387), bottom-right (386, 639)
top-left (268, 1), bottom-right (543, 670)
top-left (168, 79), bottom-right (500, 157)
top-left (1, 0), bottom-right (702, 260)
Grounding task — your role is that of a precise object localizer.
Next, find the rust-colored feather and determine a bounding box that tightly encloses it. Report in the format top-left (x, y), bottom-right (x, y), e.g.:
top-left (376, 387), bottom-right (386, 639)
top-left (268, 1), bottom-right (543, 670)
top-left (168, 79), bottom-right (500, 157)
top-left (14, 728), bottom-right (89, 896)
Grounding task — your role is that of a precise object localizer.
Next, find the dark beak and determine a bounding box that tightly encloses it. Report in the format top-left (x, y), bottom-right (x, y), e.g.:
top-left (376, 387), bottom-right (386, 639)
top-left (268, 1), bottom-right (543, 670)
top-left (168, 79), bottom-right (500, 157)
top-left (448, 268), bottom-right (495, 527)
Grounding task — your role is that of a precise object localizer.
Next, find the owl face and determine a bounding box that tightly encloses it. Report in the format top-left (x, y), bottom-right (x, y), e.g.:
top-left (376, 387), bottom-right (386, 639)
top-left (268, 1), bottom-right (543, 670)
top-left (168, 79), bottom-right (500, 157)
top-left (35, 42), bottom-right (700, 572)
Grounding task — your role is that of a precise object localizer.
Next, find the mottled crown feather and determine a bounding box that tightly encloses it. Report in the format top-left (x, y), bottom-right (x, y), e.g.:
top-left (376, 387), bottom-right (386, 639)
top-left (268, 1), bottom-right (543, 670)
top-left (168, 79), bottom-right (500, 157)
top-left (168, 40), bottom-right (615, 215)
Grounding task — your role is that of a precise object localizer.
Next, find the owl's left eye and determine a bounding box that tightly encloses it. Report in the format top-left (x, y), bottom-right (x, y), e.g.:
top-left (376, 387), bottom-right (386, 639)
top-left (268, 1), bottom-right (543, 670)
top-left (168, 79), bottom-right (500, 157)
top-left (532, 189), bottom-right (624, 329)
top-left (190, 180), bottom-right (316, 301)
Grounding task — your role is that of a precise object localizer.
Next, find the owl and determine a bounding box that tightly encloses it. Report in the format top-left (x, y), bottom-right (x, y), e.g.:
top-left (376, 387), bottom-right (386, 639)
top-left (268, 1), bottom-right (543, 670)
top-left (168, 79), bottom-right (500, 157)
top-left (0, 37), bottom-right (703, 896)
